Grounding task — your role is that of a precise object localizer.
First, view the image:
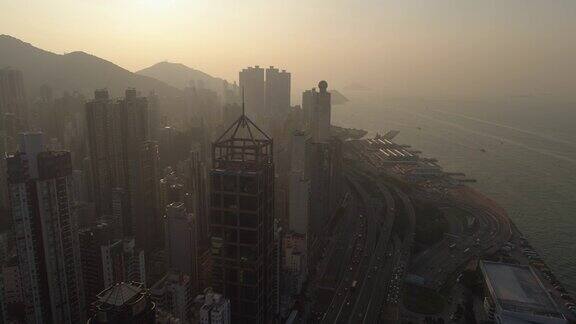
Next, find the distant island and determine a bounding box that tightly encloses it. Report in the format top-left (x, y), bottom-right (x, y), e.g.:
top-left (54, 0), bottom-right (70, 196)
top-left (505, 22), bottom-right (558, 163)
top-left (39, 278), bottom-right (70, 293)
top-left (330, 89), bottom-right (349, 105)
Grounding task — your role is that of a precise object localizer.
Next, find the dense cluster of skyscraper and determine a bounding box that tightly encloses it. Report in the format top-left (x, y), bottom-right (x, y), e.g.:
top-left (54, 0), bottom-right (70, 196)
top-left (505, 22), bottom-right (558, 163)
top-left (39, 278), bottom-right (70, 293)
top-left (0, 64), bottom-right (342, 324)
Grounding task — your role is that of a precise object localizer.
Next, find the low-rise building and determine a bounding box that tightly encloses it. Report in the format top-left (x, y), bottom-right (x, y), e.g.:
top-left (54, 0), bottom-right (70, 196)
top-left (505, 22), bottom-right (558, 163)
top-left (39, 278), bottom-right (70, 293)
top-left (479, 260), bottom-right (567, 324)
top-left (88, 281), bottom-right (156, 324)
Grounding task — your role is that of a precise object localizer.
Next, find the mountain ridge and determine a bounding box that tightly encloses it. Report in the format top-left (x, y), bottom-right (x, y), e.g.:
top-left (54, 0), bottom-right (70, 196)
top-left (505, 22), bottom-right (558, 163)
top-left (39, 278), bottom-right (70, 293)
top-left (136, 61), bottom-right (229, 94)
top-left (0, 34), bottom-right (181, 99)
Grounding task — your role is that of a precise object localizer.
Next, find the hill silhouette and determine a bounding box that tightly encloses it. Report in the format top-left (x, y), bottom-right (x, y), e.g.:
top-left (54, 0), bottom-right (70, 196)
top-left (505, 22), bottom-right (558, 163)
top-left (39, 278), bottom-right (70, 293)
top-left (0, 34), bottom-right (181, 98)
top-left (330, 89), bottom-right (349, 105)
top-left (137, 61), bottom-right (228, 94)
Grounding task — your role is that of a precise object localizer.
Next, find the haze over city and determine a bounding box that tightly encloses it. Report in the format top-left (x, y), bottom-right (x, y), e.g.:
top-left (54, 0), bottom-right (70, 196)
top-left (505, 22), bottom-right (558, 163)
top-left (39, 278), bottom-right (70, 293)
top-left (3, 0), bottom-right (576, 98)
top-left (1, 1), bottom-right (576, 324)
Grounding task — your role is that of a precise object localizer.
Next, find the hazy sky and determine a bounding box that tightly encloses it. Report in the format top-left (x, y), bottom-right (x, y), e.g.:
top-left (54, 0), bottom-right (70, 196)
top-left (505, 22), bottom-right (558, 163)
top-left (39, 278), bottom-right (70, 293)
top-left (2, 0), bottom-right (576, 98)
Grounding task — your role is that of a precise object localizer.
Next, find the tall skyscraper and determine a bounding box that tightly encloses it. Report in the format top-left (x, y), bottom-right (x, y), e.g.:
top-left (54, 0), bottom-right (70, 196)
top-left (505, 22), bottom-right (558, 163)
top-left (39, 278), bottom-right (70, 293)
top-left (288, 131), bottom-right (310, 237)
top-left (134, 140), bottom-right (161, 252)
top-left (85, 89), bottom-right (115, 217)
top-left (116, 88), bottom-right (149, 212)
top-left (79, 223), bottom-right (117, 310)
top-left (165, 202), bottom-right (198, 284)
top-left (239, 66), bottom-right (265, 120)
top-left (210, 109), bottom-right (276, 323)
top-left (301, 88), bottom-right (316, 131)
top-left (186, 147), bottom-right (209, 250)
top-left (303, 81), bottom-right (343, 245)
top-left (222, 80), bottom-right (240, 106)
top-left (185, 148), bottom-right (212, 293)
top-left (7, 133), bottom-right (85, 323)
top-left (0, 68), bottom-right (28, 209)
top-left (86, 89), bottom-right (160, 253)
top-left (52, 91), bottom-right (86, 157)
top-left (184, 86), bottom-right (221, 127)
top-left (309, 81), bottom-right (331, 143)
top-left (265, 66), bottom-right (291, 120)
top-left (147, 91), bottom-right (161, 141)
top-left (0, 68), bottom-right (28, 130)
top-left (111, 187), bottom-right (130, 238)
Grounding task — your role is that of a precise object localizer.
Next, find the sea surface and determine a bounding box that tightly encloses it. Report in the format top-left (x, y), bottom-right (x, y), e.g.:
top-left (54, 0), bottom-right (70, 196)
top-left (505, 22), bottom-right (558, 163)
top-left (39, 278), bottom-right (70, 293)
top-left (331, 91), bottom-right (576, 293)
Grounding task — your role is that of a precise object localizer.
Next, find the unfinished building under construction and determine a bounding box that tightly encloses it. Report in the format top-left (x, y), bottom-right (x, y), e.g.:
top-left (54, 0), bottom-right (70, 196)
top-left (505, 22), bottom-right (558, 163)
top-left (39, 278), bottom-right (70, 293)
top-left (209, 110), bottom-right (276, 324)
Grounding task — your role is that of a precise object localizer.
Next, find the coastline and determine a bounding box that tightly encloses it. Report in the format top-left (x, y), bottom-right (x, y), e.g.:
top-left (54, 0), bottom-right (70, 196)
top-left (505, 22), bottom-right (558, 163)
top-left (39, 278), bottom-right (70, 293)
top-left (343, 126), bottom-right (576, 321)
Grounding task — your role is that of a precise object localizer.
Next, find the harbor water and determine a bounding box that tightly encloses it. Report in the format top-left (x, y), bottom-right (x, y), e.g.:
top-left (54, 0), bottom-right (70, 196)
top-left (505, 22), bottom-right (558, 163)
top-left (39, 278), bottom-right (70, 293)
top-left (332, 91), bottom-right (576, 293)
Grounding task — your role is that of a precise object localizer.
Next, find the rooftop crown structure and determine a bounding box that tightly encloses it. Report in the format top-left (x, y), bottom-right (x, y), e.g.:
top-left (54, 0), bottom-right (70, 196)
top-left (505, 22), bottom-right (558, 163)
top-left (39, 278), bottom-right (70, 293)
top-left (212, 96), bottom-right (273, 171)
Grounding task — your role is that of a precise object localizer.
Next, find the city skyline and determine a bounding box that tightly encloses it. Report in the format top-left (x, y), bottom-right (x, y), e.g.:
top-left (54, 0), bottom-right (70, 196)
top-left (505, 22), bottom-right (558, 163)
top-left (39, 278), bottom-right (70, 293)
top-left (0, 59), bottom-right (575, 323)
top-left (2, 1), bottom-right (576, 98)
top-left (1, 2), bottom-right (576, 323)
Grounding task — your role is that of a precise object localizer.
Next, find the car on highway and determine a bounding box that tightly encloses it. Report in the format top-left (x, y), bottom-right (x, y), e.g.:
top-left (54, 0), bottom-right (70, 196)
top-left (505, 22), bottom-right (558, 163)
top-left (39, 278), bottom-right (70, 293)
top-left (351, 280), bottom-right (358, 290)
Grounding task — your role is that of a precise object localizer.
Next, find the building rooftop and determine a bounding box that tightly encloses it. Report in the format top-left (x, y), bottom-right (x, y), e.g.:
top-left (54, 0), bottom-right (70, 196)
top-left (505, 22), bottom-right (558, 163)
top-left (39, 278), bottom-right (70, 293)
top-left (480, 261), bottom-right (563, 319)
top-left (89, 281), bottom-right (155, 324)
top-left (97, 282), bottom-right (145, 307)
top-left (213, 100), bottom-right (272, 171)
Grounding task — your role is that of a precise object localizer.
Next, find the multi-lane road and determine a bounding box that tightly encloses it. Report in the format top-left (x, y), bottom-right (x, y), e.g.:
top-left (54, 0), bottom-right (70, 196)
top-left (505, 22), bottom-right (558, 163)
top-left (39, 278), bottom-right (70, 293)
top-left (307, 183), bottom-right (362, 322)
top-left (319, 171), bottom-right (380, 324)
top-left (307, 163), bottom-right (417, 324)
top-left (408, 193), bottom-right (512, 291)
top-left (324, 171), bottom-right (388, 324)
